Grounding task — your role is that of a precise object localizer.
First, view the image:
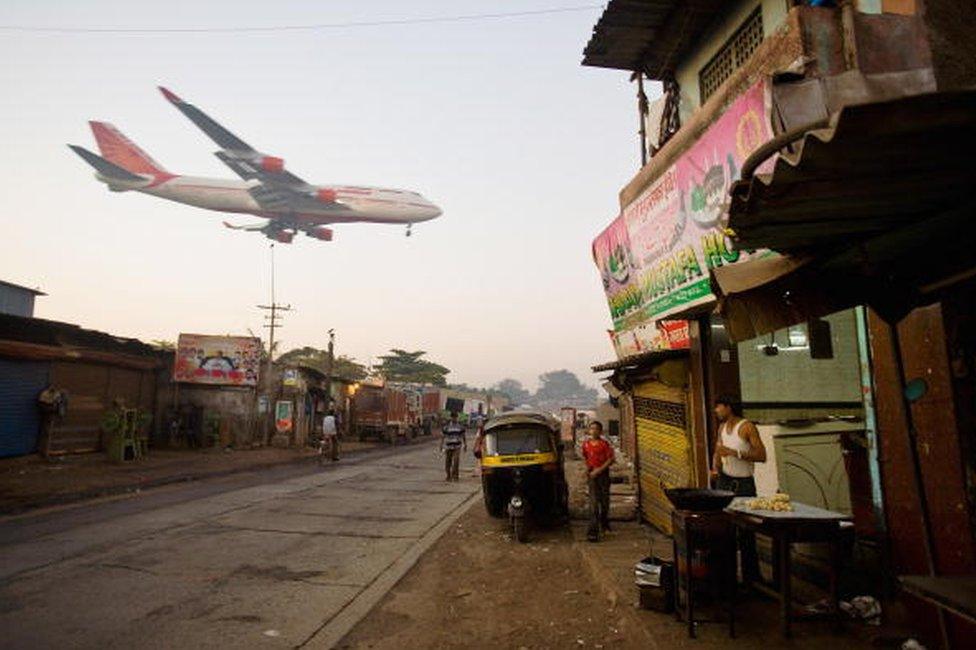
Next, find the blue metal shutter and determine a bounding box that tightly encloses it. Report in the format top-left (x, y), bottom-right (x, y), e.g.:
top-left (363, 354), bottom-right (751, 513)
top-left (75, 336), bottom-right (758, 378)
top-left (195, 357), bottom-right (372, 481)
top-left (0, 359), bottom-right (50, 457)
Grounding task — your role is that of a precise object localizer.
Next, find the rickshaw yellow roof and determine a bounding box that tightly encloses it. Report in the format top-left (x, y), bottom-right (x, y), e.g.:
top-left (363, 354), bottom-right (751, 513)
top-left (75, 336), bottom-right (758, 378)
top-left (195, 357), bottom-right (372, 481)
top-left (483, 410), bottom-right (559, 432)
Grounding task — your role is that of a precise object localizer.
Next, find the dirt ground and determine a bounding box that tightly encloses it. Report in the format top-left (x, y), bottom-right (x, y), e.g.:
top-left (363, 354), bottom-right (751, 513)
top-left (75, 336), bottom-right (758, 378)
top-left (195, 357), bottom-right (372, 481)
top-left (340, 503), bottom-right (651, 650)
top-left (0, 439), bottom-right (385, 513)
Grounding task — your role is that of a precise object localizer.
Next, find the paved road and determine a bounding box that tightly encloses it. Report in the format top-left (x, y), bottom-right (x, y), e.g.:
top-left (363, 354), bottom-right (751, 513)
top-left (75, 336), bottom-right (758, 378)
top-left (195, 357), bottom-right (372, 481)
top-left (0, 442), bottom-right (480, 649)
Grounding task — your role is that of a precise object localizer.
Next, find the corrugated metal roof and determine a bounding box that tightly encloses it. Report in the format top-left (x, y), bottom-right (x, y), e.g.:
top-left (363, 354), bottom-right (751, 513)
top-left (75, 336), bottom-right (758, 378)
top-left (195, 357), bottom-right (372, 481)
top-left (728, 90), bottom-right (976, 253)
top-left (0, 312), bottom-right (158, 359)
top-left (581, 0), bottom-right (725, 76)
top-left (0, 279), bottom-right (45, 296)
top-left (715, 90), bottom-right (976, 341)
top-left (592, 347), bottom-right (687, 372)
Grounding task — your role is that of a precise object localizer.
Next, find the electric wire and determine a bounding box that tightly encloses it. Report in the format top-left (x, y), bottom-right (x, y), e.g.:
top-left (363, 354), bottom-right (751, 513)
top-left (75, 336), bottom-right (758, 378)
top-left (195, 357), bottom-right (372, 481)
top-left (0, 5), bottom-right (605, 34)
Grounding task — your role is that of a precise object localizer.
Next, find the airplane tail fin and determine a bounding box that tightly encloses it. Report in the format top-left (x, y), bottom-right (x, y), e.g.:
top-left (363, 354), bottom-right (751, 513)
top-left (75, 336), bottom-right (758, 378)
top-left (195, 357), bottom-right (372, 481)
top-left (88, 121), bottom-right (169, 176)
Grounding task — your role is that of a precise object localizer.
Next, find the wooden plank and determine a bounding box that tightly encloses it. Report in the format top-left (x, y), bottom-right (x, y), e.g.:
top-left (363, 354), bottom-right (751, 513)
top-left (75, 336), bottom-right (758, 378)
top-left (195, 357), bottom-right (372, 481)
top-left (900, 576), bottom-right (976, 624)
top-left (897, 304), bottom-right (976, 575)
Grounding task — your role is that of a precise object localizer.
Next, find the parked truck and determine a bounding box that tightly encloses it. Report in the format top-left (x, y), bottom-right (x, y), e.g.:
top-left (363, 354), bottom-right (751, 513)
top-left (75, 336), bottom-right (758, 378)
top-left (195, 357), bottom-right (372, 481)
top-left (421, 388), bottom-right (441, 435)
top-left (351, 384), bottom-right (416, 443)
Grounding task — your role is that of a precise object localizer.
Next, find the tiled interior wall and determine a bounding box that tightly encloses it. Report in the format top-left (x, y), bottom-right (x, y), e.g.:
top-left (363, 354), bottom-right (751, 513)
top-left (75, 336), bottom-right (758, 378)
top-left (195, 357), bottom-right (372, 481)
top-left (737, 308), bottom-right (862, 415)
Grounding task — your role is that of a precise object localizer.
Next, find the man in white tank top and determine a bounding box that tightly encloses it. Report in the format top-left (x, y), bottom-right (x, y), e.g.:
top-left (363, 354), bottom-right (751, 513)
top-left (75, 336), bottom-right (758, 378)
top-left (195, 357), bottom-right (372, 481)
top-left (711, 395), bottom-right (767, 584)
top-left (710, 396), bottom-right (766, 492)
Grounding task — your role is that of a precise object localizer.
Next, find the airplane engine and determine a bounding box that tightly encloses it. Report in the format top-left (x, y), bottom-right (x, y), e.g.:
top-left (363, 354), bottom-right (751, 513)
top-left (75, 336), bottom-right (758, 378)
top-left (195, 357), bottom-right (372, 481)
top-left (267, 230), bottom-right (294, 244)
top-left (316, 188), bottom-right (337, 203)
top-left (306, 226), bottom-right (334, 241)
top-left (260, 156), bottom-right (285, 173)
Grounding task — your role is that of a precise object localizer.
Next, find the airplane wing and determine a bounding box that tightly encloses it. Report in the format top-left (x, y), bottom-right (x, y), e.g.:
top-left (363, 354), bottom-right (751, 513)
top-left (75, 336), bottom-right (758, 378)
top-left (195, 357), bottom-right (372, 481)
top-left (159, 87), bottom-right (313, 188)
top-left (159, 86), bottom-right (252, 152)
top-left (158, 87), bottom-right (353, 214)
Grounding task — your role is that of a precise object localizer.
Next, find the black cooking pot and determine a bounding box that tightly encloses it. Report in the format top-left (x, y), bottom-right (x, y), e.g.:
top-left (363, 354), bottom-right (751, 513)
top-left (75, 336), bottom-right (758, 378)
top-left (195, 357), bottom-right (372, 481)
top-left (664, 488), bottom-right (735, 512)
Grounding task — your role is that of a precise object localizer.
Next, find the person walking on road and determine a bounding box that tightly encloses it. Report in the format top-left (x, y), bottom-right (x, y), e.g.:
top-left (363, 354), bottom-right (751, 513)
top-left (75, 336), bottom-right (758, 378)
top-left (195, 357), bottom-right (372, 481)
top-left (322, 409), bottom-right (339, 462)
top-left (581, 421), bottom-right (614, 542)
top-left (710, 395), bottom-right (766, 583)
top-left (441, 411), bottom-right (467, 481)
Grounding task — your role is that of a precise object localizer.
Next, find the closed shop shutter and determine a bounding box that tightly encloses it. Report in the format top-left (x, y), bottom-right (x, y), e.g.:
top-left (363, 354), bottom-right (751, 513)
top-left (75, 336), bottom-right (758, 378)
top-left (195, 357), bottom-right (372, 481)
top-left (49, 363), bottom-right (157, 454)
top-left (634, 380), bottom-right (693, 534)
top-left (107, 367), bottom-right (142, 407)
top-left (50, 362), bottom-right (110, 454)
top-left (0, 359), bottom-right (50, 457)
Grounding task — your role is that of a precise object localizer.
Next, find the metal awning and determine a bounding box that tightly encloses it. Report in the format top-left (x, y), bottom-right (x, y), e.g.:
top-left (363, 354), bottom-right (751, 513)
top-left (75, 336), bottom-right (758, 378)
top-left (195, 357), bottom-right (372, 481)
top-left (592, 347), bottom-right (687, 373)
top-left (581, 0), bottom-right (726, 76)
top-left (715, 90), bottom-right (976, 342)
top-left (729, 90), bottom-right (976, 252)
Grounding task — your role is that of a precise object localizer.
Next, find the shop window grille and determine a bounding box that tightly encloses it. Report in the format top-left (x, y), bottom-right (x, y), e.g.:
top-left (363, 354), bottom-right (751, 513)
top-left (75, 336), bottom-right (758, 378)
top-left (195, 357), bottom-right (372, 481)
top-left (634, 396), bottom-right (687, 428)
top-left (699, 8), bottom-right (764, 102)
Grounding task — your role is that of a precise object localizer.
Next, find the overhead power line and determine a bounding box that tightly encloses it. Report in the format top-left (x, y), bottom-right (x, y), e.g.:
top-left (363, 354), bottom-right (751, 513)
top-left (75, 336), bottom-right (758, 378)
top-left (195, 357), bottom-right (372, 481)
top-left (0, 4), bottom-right (604, 34)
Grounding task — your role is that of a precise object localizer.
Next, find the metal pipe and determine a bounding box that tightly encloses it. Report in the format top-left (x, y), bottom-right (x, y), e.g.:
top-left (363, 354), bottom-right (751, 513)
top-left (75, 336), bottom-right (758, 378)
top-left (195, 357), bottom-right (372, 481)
top-left (854, 306), bottom-right (885, 532)
top-left (738, 118), bottom-right (830, 181)
top-left (637, 73), bottom-right (649, 167)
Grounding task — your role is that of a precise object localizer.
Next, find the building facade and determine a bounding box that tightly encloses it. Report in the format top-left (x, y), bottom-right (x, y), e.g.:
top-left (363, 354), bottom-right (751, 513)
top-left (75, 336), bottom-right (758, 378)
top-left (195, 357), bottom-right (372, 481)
top-left (0, 280), bottom-right (44, 318)
top-left (583, 2), bottom-right (976, 645)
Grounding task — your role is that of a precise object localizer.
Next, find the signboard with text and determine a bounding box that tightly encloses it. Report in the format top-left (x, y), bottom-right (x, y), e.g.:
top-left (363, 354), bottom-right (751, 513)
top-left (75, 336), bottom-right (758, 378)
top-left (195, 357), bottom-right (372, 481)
top-left (593, 81), bottom-right (774, 358)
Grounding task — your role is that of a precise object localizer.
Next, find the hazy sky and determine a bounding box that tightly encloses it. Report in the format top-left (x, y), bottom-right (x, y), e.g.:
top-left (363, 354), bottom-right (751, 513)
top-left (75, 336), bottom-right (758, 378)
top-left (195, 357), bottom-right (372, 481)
top-left (0, 1), bottom-right (658, 390)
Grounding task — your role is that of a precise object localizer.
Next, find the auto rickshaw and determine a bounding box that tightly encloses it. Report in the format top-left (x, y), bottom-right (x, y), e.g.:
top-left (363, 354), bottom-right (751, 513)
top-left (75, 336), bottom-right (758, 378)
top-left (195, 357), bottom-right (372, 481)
top-left (479, 411), bottom-right (569, 542)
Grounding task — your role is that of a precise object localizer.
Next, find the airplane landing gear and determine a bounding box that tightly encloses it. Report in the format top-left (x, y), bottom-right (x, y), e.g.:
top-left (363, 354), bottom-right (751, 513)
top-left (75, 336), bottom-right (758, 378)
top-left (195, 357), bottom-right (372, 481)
top-left (406, 224), bottom-right (413, 237)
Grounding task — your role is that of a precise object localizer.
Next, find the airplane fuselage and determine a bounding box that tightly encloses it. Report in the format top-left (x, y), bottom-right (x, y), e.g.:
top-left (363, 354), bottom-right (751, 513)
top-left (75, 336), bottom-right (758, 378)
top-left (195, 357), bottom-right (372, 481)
top-left (100, 173), bottom-right (441, 226)
top-left (71, 87), bottom-right (443, 242)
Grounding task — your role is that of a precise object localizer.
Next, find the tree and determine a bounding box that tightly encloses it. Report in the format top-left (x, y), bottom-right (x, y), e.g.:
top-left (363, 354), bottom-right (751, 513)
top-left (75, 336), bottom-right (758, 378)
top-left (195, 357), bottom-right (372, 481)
top-left (493, 378), bottom-right (532, 405)
top-left (276, 347), bottom-right (368, 381)
top-left (333, 356), bottom-right (369, 381)
top-left (534, 370), bottom-right (598, 408)
top-left (376, 349), bottom-right (450, 385)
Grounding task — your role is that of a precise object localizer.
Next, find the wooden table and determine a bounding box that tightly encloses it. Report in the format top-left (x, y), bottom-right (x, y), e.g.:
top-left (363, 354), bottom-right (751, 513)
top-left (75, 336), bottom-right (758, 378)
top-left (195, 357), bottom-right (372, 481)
top-left (725, 498), bottom-right (852, 638)
top-left (899, 575), bottom-right (976, 625)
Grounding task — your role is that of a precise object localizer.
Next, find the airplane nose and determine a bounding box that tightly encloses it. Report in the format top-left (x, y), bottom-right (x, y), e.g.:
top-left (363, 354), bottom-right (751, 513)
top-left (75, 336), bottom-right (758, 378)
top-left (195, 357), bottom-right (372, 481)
top-left (425, 204), bottom-right (442, 220)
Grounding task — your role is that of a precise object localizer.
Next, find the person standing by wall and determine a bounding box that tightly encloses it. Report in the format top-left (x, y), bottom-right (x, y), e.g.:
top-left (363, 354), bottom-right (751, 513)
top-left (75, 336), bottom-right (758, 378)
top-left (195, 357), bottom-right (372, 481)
top-left (711, 395), bottom-right (767, 583)
top-left (322, 408), bottom-right (339, 462)
top-left (581, 421), bottom-right (614, 542)
top-left (36, 386), bottom-right (66, 459)
top-left (441, 411), bottom-right (467, 481)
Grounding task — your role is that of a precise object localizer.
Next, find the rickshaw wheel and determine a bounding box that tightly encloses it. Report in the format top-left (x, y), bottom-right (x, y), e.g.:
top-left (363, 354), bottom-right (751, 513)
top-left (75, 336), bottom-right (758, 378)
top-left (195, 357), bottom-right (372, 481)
top-left (512, 516), bottom-right (528, 543)
top-left (483, 488), bottom-right (506, 518)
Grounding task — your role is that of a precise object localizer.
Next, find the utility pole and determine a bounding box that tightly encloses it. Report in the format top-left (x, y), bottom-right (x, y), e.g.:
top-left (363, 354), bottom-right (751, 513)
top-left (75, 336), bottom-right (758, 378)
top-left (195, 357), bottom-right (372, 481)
top-left (257, 244), bottom-right (292, 380)
top-left (257, 244), bottom-right (291, 443)
top-left (324, 329), bottom-right (335, 409)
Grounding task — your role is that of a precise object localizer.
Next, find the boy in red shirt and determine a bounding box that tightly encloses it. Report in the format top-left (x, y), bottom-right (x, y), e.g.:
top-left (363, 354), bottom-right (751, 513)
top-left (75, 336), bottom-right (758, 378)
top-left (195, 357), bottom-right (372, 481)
top-left (581, 421), bottom-right (614, 542)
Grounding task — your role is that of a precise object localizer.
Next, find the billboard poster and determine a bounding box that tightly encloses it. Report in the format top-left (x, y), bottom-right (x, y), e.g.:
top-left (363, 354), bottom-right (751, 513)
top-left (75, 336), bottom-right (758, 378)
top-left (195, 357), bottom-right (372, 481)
top-left (282, 368), bottom-right (299, 387)
top-left (592, 215), bottom-right (642, 328)
top-left (594, 80), bottom-right (774, 357)
top-left (275, 400), bottom-right (293, 433)
top-left (173, 334), bottom-right (262, 386)
top-left (609, 319), bottom-right (690, 358)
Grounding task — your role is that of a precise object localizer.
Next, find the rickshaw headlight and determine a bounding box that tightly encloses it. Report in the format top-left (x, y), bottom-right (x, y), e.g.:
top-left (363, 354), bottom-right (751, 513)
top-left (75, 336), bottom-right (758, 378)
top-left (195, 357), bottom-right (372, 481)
top-left (510, 496), bottom-right (524, 508)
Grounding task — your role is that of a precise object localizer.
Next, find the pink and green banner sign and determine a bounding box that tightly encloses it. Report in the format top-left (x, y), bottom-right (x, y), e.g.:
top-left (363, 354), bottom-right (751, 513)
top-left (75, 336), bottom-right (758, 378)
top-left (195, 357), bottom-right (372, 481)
top-left (593, 80), bottom-right (774, 355)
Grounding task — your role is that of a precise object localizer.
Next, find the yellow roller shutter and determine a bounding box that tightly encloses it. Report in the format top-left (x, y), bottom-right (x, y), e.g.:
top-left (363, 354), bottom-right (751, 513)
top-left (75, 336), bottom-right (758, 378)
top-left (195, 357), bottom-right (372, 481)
top-left (633, 380), bottom-right (692, 534)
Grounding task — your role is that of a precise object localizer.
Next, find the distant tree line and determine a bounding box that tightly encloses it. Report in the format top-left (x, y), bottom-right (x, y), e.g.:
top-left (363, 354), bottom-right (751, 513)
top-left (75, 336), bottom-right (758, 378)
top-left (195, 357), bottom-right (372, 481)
top-left (491, 371), bottom-right (598, 410)
top-left (274, 345), bottom-right (597, 409)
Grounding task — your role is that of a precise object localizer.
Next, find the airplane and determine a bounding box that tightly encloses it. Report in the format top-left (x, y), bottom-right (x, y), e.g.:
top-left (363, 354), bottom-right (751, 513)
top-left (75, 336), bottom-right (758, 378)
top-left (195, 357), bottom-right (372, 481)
top-left (68, 87), bottom-right (442, 243)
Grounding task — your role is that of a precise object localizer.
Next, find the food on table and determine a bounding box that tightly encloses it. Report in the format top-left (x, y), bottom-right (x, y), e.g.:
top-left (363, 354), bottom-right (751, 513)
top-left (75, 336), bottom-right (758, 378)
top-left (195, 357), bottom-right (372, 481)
top-left (746, 493), bottom-right (794, 512)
